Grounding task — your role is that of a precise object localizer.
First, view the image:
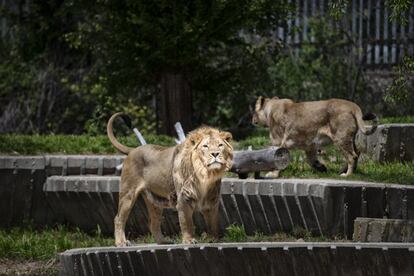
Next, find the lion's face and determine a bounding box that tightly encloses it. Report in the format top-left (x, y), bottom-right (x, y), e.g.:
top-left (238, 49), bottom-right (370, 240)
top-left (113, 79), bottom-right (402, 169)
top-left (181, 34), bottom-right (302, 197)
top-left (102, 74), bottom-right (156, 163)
top-left (188, 128), bottom-right (233, 174)
top-left (197, 135), bottom-right (232, 171)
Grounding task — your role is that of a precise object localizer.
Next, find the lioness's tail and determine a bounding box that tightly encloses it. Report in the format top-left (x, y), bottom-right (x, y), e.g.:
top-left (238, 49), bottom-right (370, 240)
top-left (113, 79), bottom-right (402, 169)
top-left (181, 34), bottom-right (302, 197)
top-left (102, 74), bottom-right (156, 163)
top-left (354, 108), bottom-right (378, 135)
top-left (107, 112), bottom-right (135, 154)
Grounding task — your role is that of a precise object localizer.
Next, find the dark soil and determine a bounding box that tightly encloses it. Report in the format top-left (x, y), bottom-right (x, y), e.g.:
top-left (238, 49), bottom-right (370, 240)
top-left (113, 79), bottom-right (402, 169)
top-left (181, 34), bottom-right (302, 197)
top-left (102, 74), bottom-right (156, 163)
top-left (0, 258), bottom-right (59, 275)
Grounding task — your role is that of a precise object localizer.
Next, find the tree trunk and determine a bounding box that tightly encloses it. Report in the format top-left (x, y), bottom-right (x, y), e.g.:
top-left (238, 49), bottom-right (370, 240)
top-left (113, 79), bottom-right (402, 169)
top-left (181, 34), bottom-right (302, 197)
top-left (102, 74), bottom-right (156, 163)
top-left (158, 72), bottom-right (193, 136)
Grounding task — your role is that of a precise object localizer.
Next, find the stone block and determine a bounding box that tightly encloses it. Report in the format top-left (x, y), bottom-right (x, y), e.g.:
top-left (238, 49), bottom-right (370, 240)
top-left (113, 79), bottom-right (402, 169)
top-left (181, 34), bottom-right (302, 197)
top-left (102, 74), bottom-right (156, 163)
top-left (353, 217), bottom-right (414, 242)
top-left (359, 124), bottom-right (414, 162)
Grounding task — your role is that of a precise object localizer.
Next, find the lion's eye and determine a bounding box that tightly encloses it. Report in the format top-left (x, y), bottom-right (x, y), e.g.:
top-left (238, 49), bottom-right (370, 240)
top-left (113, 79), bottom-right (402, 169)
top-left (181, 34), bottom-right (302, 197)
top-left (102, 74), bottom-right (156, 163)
top-left (202, 144), bottom-right (209, 149)
top-left (218, 143), bottom-right (224, 148)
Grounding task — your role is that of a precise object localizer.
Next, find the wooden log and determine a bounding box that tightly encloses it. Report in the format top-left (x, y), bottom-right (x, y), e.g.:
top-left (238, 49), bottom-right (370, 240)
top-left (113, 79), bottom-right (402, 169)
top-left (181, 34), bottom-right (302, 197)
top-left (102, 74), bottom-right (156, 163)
top-left (230, 146), bottom-right (290, 175)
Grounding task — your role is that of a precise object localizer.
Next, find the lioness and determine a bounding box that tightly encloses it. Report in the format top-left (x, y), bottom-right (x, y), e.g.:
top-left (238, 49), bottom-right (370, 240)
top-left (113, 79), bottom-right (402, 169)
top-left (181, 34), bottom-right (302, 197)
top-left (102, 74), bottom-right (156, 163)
top-left (107, 113), bottom-right (233, 245)
top-left (252, 97), bottom-right (378, 176)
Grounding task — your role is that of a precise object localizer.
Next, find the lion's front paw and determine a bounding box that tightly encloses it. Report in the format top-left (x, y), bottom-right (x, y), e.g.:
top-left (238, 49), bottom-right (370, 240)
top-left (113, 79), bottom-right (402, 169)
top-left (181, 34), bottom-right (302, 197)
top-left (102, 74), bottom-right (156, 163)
top-left (116, 239), bottom-right (133, 247)
top-left (265, 170), bottom-right (280, 178)
top-left (182, 238), bottom-right (198, 244)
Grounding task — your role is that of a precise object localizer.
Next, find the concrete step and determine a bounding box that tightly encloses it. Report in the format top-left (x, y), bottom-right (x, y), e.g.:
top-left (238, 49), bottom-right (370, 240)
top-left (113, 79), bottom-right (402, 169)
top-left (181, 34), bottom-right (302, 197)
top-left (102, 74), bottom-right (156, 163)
top-left (59, 242), bottom-right (414, 276)
top-left (353, 217), bottom-right (414, 242)
top-left (44, 176), bottom-right (414, 238)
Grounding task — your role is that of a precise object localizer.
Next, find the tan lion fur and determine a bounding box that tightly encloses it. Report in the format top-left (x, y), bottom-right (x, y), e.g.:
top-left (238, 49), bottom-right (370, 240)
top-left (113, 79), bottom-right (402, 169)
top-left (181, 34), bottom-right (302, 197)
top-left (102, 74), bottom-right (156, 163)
top-left (107, 113), bottom-right (233, 245)
top-left (252, 97), bottom-right (378, 176)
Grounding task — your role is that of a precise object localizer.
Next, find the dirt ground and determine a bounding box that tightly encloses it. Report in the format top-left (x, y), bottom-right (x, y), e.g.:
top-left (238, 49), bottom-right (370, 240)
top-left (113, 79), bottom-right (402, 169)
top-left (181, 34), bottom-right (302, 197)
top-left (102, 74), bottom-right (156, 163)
top-left (0, 258), bottom-right (59, 275)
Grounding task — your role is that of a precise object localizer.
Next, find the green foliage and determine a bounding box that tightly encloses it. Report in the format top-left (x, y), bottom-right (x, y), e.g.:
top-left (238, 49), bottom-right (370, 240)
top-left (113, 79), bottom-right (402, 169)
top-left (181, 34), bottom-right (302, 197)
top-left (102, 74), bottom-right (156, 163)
top-left (224, 224), bottom-right (248, 242)
top-left (386, 0), bottom-right (413, 25)
top-left (385, 56), bottom-right (414, 106)
top-left (0, 1), bottom-right (293, 134)
top-left (68, 0), bottom-right (291, 131)
top-left (267, 17), bottom-right (366, 102)
top-left (328, 0), bottom-right (349, 20)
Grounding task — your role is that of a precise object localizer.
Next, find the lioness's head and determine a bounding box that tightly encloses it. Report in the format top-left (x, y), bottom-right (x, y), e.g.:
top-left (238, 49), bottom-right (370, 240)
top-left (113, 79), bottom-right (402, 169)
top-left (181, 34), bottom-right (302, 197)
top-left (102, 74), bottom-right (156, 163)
top-left (251, 96), bottom-right (277, 126)
top-left (186, 127), bottom-right (233, 173)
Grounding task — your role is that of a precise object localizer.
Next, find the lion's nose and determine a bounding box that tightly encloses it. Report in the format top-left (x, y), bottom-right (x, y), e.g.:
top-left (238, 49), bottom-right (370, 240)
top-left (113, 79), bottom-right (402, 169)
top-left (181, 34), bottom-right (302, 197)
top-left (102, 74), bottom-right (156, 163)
top-left (211, 152), bottom-right (219, 158)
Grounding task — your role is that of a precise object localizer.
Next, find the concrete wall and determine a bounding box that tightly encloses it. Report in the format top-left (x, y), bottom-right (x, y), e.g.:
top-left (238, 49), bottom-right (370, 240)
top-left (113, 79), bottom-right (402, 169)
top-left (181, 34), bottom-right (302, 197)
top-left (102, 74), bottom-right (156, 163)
top-left (59, 242), bottom-right (414, 276)
top-left (1, 155), bottom-right (414, 239)
top-left (43, 176), bottom-right (414, 239)
top-left (356, 124), bottom-right (414, 162)
top-left (0, 155), bottom-right (124, 228)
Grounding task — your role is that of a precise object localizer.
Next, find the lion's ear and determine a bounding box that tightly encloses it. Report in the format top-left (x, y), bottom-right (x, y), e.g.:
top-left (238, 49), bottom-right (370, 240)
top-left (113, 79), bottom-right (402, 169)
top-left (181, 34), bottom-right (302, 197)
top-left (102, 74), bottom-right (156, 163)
top-left (220, 131), bottom-right (232, 142)
top-left (255, 96), bottom-right (265, 111)
top-left (272, 96), bottom-right (279, 100)
top-left (220, 131), bottom-right (233, 148)
top-left (189, 132), bottom-right (203, 147)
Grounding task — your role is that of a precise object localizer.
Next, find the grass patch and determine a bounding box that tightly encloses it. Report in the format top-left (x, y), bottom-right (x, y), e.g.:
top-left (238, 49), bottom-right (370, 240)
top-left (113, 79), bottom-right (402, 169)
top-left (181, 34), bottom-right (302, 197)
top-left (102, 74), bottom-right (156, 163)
top-left (380, 116), bottom-right (414, 124)
top-left (221, 224), bottom-right (336, 243)
top-left (0, 134), bottom-right (175, 155)
top-left (223, 224), bottom-right (248, 242)
top-left (0, 226), bottom-right (113, 261)
top-left (0, 225), bottom-right (341, 262)
top-left (276, 148), bottom-right (414, 185)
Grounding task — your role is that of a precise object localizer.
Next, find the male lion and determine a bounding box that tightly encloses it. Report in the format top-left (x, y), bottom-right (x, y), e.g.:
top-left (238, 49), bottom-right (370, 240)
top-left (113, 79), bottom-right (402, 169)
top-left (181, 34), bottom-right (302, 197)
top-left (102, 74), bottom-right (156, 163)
top-left (107, 113), bottom-right (233, 245)
top-left (251, 97), bottom-right (378, 177)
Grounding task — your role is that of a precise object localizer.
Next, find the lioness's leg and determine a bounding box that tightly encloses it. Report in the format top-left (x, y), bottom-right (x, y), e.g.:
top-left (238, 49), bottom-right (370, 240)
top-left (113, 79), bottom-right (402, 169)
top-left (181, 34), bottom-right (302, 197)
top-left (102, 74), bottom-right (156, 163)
top-left (265, 170), bottom-right (280, 178)
top-left (202, 203), bottom-right (220, 239)
top-left (176, 197), bottom-right (196, 244)
top-left (143, 197), bottom-right (168, 244)
top-left (305, 148), bottom-right (327, 172)
top-left (337, 140), bottom-right (358, 177)
top-left (114, 181), bottom-right (144, 247)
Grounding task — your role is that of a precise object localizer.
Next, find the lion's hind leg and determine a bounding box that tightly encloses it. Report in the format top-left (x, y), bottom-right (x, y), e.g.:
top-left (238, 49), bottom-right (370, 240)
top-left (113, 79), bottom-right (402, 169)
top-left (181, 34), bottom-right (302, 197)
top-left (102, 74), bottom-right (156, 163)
top-left (143, 196), bottom-right (170, 244)
top-left (114, 180), bottom-right (144, 247)
top-left (337, 139), bottom-right (359, 177)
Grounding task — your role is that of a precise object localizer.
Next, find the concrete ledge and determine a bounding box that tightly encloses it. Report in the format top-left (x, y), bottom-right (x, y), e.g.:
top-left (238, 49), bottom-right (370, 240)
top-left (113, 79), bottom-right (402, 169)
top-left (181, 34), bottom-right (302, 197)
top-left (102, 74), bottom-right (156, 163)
top-left (353, 217), bottom-right (414, 242)
top-left (44, 177), bottom-right (414, 238)
top-left (59, 242), bottom-right (414, 276)
top-left (356, 124), bottom-right (414, 162)
top-left (0, 155), bottom-right (123, 228)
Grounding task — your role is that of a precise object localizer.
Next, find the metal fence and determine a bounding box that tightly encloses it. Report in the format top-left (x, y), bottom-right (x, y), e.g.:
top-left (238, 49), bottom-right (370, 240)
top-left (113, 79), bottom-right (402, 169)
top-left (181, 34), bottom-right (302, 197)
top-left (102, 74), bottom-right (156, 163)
top-left (278, 0), bottom-right (414, 67)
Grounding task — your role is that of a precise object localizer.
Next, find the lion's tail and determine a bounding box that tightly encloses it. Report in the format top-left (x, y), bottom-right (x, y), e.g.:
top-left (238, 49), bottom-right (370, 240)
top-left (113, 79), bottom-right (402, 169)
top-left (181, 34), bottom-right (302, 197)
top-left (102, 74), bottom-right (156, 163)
top-left (107, 112), bottom-right (136, 154)
top-left (354, 108), bottom-right (378, 135)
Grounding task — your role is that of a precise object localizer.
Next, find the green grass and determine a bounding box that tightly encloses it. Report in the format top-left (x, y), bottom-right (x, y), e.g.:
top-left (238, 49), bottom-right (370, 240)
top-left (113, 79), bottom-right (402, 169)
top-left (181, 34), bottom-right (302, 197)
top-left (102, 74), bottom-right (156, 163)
top-left (380, 116), bottom-right (414, 124)
top-left (0, 225), bottom-right (339, 262)
top-left (0, 226), bottom-right (113, 261)
top-left (277, 148), bottom-right (414, 185)
top-left (0, 134), bottom-right (175, 155)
